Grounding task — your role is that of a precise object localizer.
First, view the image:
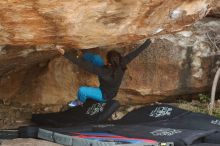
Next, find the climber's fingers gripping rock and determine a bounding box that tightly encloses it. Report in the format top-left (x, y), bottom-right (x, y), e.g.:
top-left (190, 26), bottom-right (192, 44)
top-left (56, 45), bottom-right (65, 55)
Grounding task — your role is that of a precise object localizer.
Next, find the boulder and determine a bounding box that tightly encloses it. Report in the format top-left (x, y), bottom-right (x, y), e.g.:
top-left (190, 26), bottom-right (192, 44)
top-left (0, 18), bottom-right (219, 105)
top-left (119, 18), bottom-right (220, 104)
top-left (0, 0), bottom-right (213, 48)
top-left (209, 0), bottom-right (220, 17)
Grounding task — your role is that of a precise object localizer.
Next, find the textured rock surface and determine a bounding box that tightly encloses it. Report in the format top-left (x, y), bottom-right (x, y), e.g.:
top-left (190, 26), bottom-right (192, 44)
top-left (0, 18), bottom-right (219, 105)
top-left (119, 18), bottom-right (220, 104)
top-left (0, 0), bottom-right (213, 48)
top-left (209, 0), bottom-right (220, 17)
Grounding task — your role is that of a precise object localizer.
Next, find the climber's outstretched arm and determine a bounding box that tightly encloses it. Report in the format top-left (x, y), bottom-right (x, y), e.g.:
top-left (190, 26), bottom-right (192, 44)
top-left (123, 39), bottom-right (151, 65)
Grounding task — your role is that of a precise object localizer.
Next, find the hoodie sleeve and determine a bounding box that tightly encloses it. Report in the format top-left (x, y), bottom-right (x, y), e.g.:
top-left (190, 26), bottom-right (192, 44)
top-left (122, 39), bottom-right (151, 65)
top-left (64, 51), bottom-right (106, 76)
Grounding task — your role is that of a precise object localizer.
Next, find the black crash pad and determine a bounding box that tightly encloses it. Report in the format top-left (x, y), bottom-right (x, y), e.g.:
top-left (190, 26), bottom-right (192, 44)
top-left (17, 126), bottom-right (173, 146)
top-left (32, 99), bottom-right (120, 127)
top-left (94, 124), bottom-right (219, 146)
top-left (17, 124), bottom-right (219, 146)
top-left (3, 103), bottom-right (220, 146)
top-left (113, 104), bottom-right (220, 131)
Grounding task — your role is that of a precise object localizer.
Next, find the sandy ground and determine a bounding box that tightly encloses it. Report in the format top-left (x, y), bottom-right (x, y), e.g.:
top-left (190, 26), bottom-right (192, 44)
top-left (0, 138), bottom-right (61, 146)
top-left (0, 103), bottom-right (66, 129)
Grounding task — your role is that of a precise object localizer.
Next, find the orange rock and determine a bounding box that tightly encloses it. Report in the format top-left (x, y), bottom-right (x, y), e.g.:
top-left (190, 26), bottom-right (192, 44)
top-left (0, 18), bottom-right (219, 105)
top-left (0, 0), bottom-right (213, 48)
top-left (209, 0), bottom-right (220, 17)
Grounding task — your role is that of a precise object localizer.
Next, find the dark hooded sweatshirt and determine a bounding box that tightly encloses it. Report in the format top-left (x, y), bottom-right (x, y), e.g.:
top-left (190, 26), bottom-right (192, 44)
top-left (64, 39), bottom-right (151, 100)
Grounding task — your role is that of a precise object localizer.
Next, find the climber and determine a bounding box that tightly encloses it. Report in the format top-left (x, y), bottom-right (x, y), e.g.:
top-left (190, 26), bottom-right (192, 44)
top-left (57, 39), bottom-right (151, 107)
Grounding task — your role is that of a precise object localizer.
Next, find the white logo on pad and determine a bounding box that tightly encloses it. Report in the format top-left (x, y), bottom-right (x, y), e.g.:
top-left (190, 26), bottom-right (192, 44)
top-left (211, 120), bottom-right (220, 126)
top-left (86, 103), bottom-right (106, 116)
top-left (150, 128), bottom-right (182, 136)
top-left (149, 107), bottom-right (173, 118)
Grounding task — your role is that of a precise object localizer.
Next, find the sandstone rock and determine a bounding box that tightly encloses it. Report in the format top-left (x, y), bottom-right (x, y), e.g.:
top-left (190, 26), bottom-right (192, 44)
top-left (0, 0), bottom-right (213, 48)
top-left (0, 0), bottom-right (217, 105)
top-left (117, 17), bottom-right (220, 104)
top-left (0, 18), bottom-right (219, 105)
top-left (209, 0), bottom-right (220, 17)
top-left (0, 51), bottom-right (102, 104)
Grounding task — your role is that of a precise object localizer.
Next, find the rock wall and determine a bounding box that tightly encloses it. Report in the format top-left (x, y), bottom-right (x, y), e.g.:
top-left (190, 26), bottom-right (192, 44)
top-left (0, 18), bottom-right (219, 105)
top-left (0, 0), bottom-right (213, 48)
top-left (209, 0), bottom-right (220, 17)
top-left (119, 18), bottom-right (220, 104)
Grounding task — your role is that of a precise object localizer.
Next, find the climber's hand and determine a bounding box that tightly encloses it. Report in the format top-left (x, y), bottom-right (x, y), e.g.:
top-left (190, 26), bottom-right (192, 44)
top-left (56, 45), bottom-right (65, 55)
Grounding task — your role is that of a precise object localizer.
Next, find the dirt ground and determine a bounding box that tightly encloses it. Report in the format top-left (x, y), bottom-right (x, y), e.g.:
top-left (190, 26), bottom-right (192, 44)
top-left (0, 138), bottom-right (61, 146)
top-left (0, 102), bottom-right (66, 129)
